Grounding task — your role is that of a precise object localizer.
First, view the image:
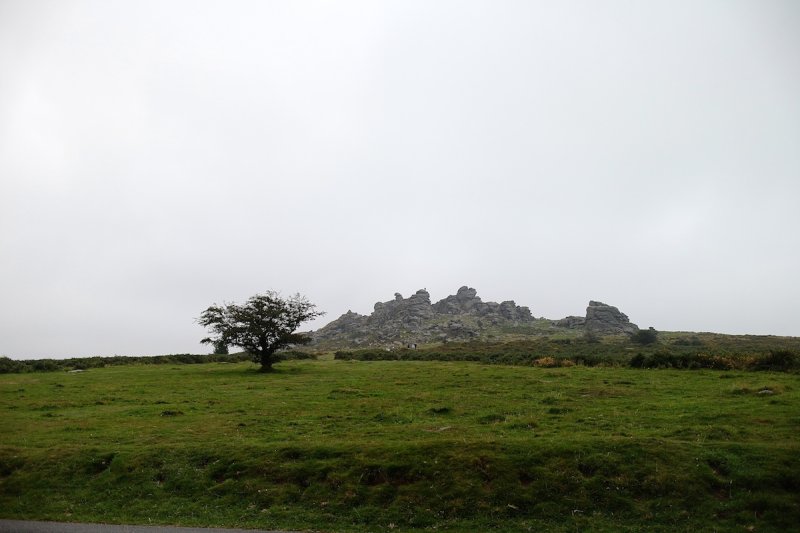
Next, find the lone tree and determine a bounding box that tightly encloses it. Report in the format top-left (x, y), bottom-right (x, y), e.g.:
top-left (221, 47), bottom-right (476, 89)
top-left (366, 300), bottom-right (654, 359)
top-left (198, 291), bottom-right (323, 372)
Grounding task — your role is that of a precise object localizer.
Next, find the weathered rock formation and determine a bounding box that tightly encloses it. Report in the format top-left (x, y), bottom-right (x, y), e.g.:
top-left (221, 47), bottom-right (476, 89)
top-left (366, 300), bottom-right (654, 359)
top-left (373, 289), bottom-right (434, 330)
top-left (432, 286), bottom-right (533, 322)
top-left (311, 287), bottom-right (639, 348)
top-left (431, 286), bottom-right (481, 314)
top-left (583, 301), bottom-right (639, 334)
top-left (312, 286), bottom-right (535, 347)
top-left (554, 316), bottom-right (586, 329)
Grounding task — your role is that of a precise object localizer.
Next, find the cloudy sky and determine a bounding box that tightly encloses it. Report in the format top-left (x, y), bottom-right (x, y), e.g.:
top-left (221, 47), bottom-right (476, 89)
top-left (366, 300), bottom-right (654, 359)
top-left (1, 1), bottom-right (798, 358)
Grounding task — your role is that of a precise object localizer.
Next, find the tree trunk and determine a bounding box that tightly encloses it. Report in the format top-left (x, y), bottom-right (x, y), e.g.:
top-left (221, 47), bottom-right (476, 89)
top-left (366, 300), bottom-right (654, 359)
top-left (258, 350), bottom-right (275, 372)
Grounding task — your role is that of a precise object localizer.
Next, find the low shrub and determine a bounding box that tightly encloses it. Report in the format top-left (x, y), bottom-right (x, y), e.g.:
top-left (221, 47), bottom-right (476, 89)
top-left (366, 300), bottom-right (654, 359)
top-left (750, 350), bottom-right (798, 372)
top-left (336, 338), bottom-right (799, 373)
top-left (630, 327), bottom-right (659, 346)
top-left (277, 350), bottom-right (318, 361)
top-left (717, 350), bottom-right (794, 371)
top-left (0, 357), bottom-right (25, 374)
top-left (628, 352), bottom-right (741, 370)
top-left (0, 353), bottom-right (254, 374)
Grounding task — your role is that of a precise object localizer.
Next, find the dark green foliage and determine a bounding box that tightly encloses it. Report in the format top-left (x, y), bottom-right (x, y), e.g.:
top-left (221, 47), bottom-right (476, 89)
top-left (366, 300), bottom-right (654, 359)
top-left (751, 350), bottom-right (798, 372)
top-left (212, 341), bottom-right (229, 355)
top-left (630, 326), bottom-right (659, 345)
top-left (30, 359), bottom-right (62, 372)
top-left (275, 350), bottom-right (318, 361)
top-left (629, 352), bottom-right (647, 368)
top-left (198, 291), bottom-right (323, 372)
top-left (0, 357), bottom-right (25, 374)
top-left (0, 353), bottom-right (252, 374)
top-left (629, 350), bottom-right (799, 371)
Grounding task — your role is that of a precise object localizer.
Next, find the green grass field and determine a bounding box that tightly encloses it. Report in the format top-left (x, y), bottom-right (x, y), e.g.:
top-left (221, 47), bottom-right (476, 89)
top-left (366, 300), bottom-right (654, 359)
top-left (1, 359), bottom-right (798, 532)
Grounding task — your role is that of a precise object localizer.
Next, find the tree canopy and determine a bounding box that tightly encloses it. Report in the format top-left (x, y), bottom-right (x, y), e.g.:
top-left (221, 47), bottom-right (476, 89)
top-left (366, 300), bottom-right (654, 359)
top-left (198, 291), bottom-right (323, 372)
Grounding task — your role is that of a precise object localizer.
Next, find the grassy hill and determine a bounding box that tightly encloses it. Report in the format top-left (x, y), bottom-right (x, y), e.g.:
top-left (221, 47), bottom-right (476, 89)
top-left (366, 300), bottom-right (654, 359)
top-left (1, 358), bottom-right (798, 532)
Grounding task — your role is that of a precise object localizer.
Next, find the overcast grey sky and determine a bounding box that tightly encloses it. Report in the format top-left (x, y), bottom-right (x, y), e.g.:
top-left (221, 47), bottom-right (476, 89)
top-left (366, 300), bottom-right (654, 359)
top-left (1, 1), bottom-right (799, 358)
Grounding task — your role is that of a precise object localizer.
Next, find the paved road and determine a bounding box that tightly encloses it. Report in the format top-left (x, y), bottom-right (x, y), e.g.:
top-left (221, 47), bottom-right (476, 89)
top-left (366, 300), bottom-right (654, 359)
top-left (0, 521), bottom-right (301, 533)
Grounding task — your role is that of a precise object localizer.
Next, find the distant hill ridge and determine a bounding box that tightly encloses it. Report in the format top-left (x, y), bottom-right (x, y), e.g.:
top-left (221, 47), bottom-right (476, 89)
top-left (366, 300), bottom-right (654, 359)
top-left (311, 286), bottom-right (638, 348)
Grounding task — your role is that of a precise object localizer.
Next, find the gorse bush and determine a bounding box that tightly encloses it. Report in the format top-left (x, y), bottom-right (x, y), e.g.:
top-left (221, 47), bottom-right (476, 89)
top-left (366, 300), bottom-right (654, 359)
top-left (630, 327), bottom-right (659, 345)
top-left (630, 350), bottom-right (799, 371)
top-left (750, 350), bottom-right (798, 372)
top-left (629, 351), bottom-right (740, 370)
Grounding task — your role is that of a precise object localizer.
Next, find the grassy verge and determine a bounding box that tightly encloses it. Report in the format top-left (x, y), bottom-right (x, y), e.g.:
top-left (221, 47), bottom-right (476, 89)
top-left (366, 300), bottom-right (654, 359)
top-left (1, 360), bottom-right (798, 531)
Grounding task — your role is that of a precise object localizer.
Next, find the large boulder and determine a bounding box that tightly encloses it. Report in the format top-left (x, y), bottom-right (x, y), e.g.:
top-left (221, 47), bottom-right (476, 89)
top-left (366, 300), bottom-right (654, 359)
top-left (554, 316), bottom-right (586, 329)
top-left (584, 301), bottom-right (638, 334)
top-left (372, 289), bottom-right (433, 328)
top-left (310, 310), bottom-right (369, 345)
top-left (498, 300), bottom-right (533, 321)
top-left (432, 286), bottom-right (482, 314)
top-left (432, 286), bottom-right (534, 322)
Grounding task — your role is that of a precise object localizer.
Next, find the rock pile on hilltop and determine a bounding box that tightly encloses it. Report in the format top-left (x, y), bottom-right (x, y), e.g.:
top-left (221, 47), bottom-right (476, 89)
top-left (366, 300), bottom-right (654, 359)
top-left (311, 286), bottom-right (639, 349)
top-left (553, 301), bottom-right (639, 335)
top-left (312, 287), bottom-right (535, 348)
top-left (585, 301), bottom-right (639, 335)
top-left (432, 286), bottom-right (533, 321)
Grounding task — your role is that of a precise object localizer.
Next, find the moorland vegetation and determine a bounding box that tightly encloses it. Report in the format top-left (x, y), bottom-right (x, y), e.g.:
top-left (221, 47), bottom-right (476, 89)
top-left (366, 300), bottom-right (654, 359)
top-left (333, 332), bottom-right (800, 373)
top-left (1, 358), bottom-right (798, 532)
top-left (2, 297), bottom-right (799, 532)
top-left (4, 332), bottom-right (798, 376)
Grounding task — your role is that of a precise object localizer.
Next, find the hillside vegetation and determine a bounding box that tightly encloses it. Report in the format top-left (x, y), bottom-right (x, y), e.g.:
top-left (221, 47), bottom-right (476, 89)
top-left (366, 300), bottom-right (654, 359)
top-left (334, 332), bottom-right (800, 372)
top-left (0, 351), bottom-right (313, 374)
top-left (1, 358), bottom-right (798, 532)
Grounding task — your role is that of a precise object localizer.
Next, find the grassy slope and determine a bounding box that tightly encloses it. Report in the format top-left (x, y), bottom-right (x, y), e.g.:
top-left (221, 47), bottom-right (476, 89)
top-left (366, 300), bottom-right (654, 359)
top-left (1, 360), bottom-right (798, 532)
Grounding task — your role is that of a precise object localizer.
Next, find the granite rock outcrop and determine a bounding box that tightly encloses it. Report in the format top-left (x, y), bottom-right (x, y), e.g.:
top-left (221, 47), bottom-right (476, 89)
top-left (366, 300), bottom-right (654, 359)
top-left (583, 301), bottom-right (639, 335)
top-left (312, 286), bottom-right (535, 347)
top-left (311, 287), bottom-right (639, 348)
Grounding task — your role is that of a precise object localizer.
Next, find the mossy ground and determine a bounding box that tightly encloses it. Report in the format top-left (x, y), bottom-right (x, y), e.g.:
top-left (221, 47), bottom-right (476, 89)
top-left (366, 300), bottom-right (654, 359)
top-left (1, 359), bottom-right (798, 532)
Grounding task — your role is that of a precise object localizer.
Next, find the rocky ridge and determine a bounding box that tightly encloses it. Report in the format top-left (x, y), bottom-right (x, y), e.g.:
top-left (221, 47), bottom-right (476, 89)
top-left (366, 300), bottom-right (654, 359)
top-left (311, 287), bottom-right (638, 348)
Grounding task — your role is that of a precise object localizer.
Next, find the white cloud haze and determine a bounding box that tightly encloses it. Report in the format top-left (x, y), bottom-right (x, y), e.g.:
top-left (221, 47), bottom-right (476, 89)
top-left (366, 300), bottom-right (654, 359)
top-left (1, 0), bottom-right (799, 358)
